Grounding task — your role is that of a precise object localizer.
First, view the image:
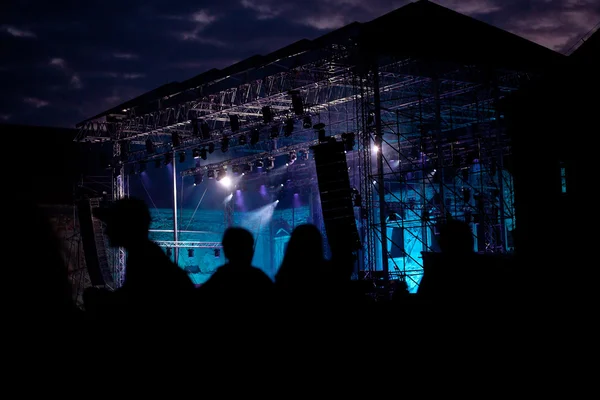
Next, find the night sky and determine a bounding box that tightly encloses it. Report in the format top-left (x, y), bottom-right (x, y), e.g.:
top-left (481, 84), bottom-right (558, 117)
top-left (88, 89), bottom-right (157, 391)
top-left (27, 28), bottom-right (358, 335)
top-left (1, 0), bottom-right (598, 129)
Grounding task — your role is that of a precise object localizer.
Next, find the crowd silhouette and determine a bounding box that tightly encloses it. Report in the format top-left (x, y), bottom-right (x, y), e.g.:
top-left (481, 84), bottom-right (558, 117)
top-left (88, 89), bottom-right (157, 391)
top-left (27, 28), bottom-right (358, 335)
top-left (16, 194), bottom-right (545, 359)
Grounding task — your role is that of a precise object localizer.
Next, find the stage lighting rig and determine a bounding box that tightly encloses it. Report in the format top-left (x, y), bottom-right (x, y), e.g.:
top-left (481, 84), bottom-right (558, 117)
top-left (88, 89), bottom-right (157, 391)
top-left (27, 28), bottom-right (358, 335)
top-left (193, 148), bottom-right (201, 159)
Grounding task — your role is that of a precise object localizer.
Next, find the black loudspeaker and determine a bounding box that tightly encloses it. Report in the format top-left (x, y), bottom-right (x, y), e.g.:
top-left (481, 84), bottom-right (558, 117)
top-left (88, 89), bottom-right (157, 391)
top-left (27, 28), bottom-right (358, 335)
top-left (77, 200), bottom-right (106, 287)
top-left (390, 227), bottom-right (406, 258)
top-left (229, 115), bottom-right (240, 132)
top-left (312, 140), bottom-right (361, 256)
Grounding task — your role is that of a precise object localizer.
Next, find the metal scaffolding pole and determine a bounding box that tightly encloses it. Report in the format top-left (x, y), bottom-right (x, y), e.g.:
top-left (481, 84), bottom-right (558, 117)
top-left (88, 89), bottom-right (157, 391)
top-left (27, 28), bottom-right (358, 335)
top-left (171, 152), bottom-right (179, 265)
top-left (373, 68), bottom-right (389, 288)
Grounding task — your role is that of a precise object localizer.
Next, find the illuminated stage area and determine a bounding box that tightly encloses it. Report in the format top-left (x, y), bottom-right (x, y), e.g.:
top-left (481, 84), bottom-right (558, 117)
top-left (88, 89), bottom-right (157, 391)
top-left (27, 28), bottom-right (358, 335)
top-left (72, 1), bottom-right (559, 302)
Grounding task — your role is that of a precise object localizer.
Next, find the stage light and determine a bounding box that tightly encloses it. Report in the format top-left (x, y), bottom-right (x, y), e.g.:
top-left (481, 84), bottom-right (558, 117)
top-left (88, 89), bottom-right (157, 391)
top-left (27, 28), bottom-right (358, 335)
top-left (172, 132), bottom-right (181, 148)
top-left (261, 106), bottom-right (273, 123)
top-left (299, 150), bottom-right (309, 161)
top-left (219, 176), bottom-right (232, 188)
top-left (187, 248), bottom-right (194, 257)
top-left (191, 117), bottom-right (199, 136)
top-left (137, 161), bottom-right (146, 174)
top-left (207, 169), bottom-right (215, 179)
top-left (193, 173), bottom-right (203, 186)
top-left (200, 121), bottom-right (210, 139)
top-left (266, 157), bottom-right (275, 170)
top-left (270, 125), bottom-right (279, 139)
top-left (229, 114), bottom-right (240, 132)
top-left (250, 128), bottom-right (260, 145)
top-left (256, 159), bottom-right (264, 168)
top-left (216, 169), bottom-right (226, 181)
top-left (238, 135), bottom-right (247, 145)
top-left (178, 152), bottom-right (186, 163)
top-left (288, 151), bottom-right (297, 164)
top-left (208, 142), bottom-right (215, 153)
top-left (193, 148), bottom-right (200, 159)
top-left (291, 93), bottom-right (304, 115)
top-left (200, 148), bottom-right (207, 160)
top-left (303, 116), bottom-right (312, 129)
top-left (164, 152), bottom-right (172, 165)
top-left (166, 247), bottom-right (172, 257)
top-left (221, 136), bottom-right (230, 152)
top-left (244, 163), bottom-right (253, 173)
top-left (145, 138), bottom-right (155, 154)
top-left (284, 119), bottom-right (294, 137)
top-left (214, 248), bottom-right (220, 258)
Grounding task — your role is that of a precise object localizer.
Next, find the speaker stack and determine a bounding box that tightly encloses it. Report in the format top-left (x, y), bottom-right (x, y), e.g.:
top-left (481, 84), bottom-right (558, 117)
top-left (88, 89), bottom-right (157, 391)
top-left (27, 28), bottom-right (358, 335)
top-left (312, 139), bottom-right (361, 258)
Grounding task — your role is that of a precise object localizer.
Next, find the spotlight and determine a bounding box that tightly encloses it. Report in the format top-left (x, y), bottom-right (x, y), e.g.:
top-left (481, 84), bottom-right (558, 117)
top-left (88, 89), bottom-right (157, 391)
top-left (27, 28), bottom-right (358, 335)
top-left (238, 135), bottom-right (247, 145)
top-left (229, 114), bottom-right (240, 132)
top-left (208, 142), bottom-right (215, 153)
top-left (270, 125), bottom-right (279, 139)
top-left (216, 169), bottom-right (226, 181)
top-left (214, 248), bottom-right (220, 258)
top-left (137, 161), bottom-right (146, 174)
top-left (284, 119), bottom-right (294, 137)
top-left (193, 148), bottom-right (201, 159)
top-left (193, 172), bottom-right (203, 186)
top-left (200, 121), bottom-right (210, 139)
top-left (244, 163), bottom-right (253, 173)
top-left (200, 148), bottom-right (207, 160)
top-left (261, 106), bottom-right (273, 123)
top-left (145, 138), bottom-right (155, 154)
top-left (207, 169), bottom-right (215, 179)
top-left (166, 247), bottom-right (172, 257)
top-left (303, 116), bottom-right (312, 129)
top-left (341, 132), bottom-right (355, 151)
top-left (188, 248), bottom-right (194, 257)
top-left (172, 132), bottom-right (181, 148)
top-left (256, 159), bottom-right (264, 168)
top-left (266, 157), bottom-right (275, 170)
top-left (164, 152), bottom-right (172, 165)
top-left (250, 128), bottom-right (260, 145)
top-left (221, 136), bottom-right (230, 152)
top-left (178, 152), bottom-right (186, 163)
top-left (288, 151), bottom-right (297, 164)
top-left (191, 117), bottom-right (199, 136)
top-left (299, 150), bottom-right (309, 161)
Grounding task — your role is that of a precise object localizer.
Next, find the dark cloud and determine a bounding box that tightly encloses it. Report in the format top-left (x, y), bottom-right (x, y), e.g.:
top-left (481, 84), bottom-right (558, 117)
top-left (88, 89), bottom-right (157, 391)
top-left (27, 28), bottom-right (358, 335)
top-left (0, 0), bottom-right (596, 128)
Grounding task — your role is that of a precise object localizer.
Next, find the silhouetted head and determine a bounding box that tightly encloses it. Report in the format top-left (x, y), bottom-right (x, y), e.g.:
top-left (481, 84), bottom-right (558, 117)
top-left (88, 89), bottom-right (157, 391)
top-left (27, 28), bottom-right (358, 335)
top-left (222, 227), bottom-right (254, 265)
top-left (284, 224), bottom-right (324, 264)
top-left (95, 197), bottom-right (151, 248)
top-left (437, 219), bottom-right (474, 254)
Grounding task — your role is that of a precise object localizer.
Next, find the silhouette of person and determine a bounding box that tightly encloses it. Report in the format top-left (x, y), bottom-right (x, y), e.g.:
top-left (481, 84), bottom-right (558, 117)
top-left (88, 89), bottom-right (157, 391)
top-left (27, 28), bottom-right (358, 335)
top-left (275, 224), bottom-right (330, 308)
top-left (87, 197), bottom-right (194, 319)
top-left (196, 227), bottom-right (274, 317)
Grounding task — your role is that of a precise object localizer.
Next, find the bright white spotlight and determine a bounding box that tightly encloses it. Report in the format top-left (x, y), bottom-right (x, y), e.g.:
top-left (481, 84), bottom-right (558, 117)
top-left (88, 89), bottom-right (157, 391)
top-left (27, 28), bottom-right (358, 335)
top-left (219, 176), bottom-right (232, 188)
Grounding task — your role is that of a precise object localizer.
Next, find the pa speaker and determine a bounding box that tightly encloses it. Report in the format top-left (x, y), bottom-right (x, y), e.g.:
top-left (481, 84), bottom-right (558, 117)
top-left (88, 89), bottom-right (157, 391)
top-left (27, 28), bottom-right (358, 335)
top-left (312, 140), bottom-right (361, 256)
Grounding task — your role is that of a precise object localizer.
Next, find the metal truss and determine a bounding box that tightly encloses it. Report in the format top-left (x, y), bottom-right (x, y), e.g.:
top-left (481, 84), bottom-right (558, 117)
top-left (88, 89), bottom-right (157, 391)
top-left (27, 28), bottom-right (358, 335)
top-left (350, 59), bottom-right (522, 291)
top-left (74, 34), bottom-right (533, 290)
top-left (153, 241), bottom-right (223, 248)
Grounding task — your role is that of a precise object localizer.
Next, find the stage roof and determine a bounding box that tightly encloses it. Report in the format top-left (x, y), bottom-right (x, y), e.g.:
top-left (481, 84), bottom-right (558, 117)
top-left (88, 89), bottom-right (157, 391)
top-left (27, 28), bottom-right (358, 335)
top-left (77, 0), bottom-right (564, 128)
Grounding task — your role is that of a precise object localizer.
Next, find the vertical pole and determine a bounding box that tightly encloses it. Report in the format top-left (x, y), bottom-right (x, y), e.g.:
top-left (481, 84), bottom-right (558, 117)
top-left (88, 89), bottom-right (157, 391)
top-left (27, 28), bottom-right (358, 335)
top-left (373, 67), bottom-right (389, 289)
top-left (433, 75), bottom-right (446, 217)
top-left (172, 152), bottom-right (179, 265)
